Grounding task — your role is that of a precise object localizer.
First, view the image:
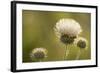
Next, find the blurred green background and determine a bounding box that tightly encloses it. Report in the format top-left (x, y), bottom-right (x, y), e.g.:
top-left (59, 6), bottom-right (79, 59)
top-left (22, 10), bottom-right (91, 63)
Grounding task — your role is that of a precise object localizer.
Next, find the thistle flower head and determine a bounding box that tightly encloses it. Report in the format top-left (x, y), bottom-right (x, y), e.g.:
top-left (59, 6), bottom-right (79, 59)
top-left (54, 18), bottom-right (82, 37)
top-left (54, 18), bottom-right (82, 44)
top-left (30, 48), bottom-right (48, 60)
top-left (74, 37), bottom-right (88, 50)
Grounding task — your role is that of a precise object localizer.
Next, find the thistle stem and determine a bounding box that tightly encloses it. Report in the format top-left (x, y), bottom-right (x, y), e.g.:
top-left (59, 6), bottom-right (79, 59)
top-left (64, 45), bottom-right (70, 60)
top-left (39, 59), bottom-right (42, 62)
top-left (76, 49), bottom-right (81, 60)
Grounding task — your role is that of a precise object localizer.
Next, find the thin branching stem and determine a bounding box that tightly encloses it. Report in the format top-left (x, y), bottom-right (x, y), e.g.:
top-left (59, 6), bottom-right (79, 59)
top-left (76, 49), bottom-right (81, 60)
top-left (64, 45), bottom-right (70, 60)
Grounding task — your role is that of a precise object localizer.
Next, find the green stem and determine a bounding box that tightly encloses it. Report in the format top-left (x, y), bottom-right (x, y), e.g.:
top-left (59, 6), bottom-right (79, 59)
top-left (76, 49), bottom-right (81, 60)
top-left (64, 45), bottom-right (70, 60)
top-left (39, 59), bottom-right (42, 62)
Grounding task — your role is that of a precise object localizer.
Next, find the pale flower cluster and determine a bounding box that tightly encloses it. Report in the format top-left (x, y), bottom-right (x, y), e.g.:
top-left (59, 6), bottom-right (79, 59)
top-left (30, 48), bottom-right (47, 59)
top-left (54, 18), bottom-right (82, 37)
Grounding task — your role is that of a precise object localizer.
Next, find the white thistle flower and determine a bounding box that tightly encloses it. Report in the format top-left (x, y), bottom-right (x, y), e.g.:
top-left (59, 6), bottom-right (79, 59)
top-left (54, 18), bottom-right (82, 44)
top-left (30, 48), bottom-right (48, 60)
top-left (74, 37), bottom-right (88, 50)
top-left (54, 18), bottom-right (82, 37)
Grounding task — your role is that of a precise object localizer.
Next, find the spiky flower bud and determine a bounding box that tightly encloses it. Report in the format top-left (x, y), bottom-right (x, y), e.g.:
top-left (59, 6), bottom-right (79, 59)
top-left (75, 37), bottom-right (88, 50)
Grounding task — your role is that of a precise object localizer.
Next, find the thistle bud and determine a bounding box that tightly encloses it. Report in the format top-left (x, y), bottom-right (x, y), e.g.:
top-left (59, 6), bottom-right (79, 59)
top-left (75, 37), bottom-right (88, 50)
